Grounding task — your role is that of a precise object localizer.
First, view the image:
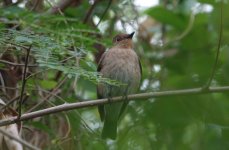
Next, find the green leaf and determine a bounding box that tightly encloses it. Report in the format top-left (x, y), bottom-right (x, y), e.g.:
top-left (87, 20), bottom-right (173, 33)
top-left (29, 121), bottom-right (53, 135)
top-left (145, 6), bottom-right (187, 30)
top-left (40, 80), bottom-right (57, 90)
top-left (0, 63), bottom-right (6, 68)
top-left (0, 6), bottom-right (27, 19)
top-left (15, 35), bottom-right (33, 44)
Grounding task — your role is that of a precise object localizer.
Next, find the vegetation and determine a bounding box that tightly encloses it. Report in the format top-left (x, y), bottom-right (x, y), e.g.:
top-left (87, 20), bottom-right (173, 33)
top-left (0, 0), bottom-right (228, 149)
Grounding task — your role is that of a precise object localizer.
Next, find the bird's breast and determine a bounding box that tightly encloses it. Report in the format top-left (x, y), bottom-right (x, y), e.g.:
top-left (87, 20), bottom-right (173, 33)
top-left (101, 48), bottom-right (141, 86)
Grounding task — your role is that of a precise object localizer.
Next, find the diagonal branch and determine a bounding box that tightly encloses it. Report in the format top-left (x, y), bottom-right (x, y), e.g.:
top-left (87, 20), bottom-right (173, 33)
top-left (0, 93), bottom-right (27, 112)
top-left (0, 128), bottom-right (40, 150)
top-left (48, 0), bottom-right (75, 14)
top-left (26, 76), bottom-right (68, 112)
top-left (18, 45), bottom-right (32, 119)
top-left (0, 60), bottom-right (38, 67)
top-left (96, 0), bottom-right (112, 27)
top-left (203, 1), bottom-right (223, 89)
top-left (83, 0), bottom-right (99, 24)
top-left (0, 86), bottom-right (229, 127)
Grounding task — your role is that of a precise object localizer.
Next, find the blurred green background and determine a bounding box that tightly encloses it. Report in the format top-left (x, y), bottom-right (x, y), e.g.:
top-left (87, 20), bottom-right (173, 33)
top-left (0, 0), bottom-right (229, 149)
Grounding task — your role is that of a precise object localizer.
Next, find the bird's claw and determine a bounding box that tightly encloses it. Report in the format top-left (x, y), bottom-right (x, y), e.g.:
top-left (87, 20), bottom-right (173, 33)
top-left (108, 97), bottom-right (113, 104)
top-left (122, 95), bottom-right (128, 101)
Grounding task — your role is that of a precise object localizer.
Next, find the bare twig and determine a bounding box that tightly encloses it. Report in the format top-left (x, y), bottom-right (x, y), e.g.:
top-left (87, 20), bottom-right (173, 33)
top-left (0, 86), bottom-right (229, 126)
top-left (0, 60), bottom-right (38, 67)
top-left (83, 0), bottom-right (99, 24)
top-left (48, 0), bottom-right (76, 14)
top-left (96, 0), bottom-right (112, 27)
top-left (31, 0), bottom-right (43, 12)
top-left (0, 72), bottom-right (7, 95)
top-left (3, 0), bottom-right (12, 6)
top-left (26, 76), bottom-right (68, 112)
top-left (25, 55), bottom-right (77, 80)
top-left (163, 11), bottom-right (195, 47)
top-left (203, 1), bottom-right (223, 89)
top-left (18, 45), bottom-right (32, 119)
top-left (0, 85), bottom-right (65, 112)
top-left (0, 128), bottom-right (40, 150)
top-left (0, 93), bottom-right (27, 112)
top-left (3, 40), bottom-right (29, 50)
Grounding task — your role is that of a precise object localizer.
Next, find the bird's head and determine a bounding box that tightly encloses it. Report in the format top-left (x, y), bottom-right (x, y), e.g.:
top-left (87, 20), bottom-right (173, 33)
top-left (112, 32), bottom-right (135, 48)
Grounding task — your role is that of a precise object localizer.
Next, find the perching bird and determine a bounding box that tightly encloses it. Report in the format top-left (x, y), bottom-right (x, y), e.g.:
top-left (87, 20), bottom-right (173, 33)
top-left (97, 32), bottom-right (142, 139)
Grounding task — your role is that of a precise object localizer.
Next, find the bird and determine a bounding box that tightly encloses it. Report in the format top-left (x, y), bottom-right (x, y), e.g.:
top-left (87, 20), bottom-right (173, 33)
top-left (97, 32), bottom-right (142, 139)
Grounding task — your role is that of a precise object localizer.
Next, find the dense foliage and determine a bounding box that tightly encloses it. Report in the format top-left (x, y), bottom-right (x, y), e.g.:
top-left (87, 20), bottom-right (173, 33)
top-left (0, 0), bottom-right (229, 149)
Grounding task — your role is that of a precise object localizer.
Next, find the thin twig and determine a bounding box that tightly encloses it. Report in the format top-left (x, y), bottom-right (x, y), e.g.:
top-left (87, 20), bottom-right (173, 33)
top-left (203, 1), bottom-right (223, 89)
top-left (0, 86), bottom-right (229, 127)
top-left (3, 40), bottom-right (29, 49)
top-left (96, 0), bottom-right (112, 27)
top-left (0, 93), bottom-right (27, 112)
top-left (18, 45), bottom-right (32, 119)
top-left (0, 85), bottom-right (65, 112)
top-left (0, 60), bottom-right (38, 67)
top-left (83, 0), bottom-right (99, 24)
top-left (25, 55), bottom-right (77, 80)
top-left (0, 128), bottom-right (40, 150)
top-left (3, 0), bottom-right (13, 6)
top-left (25, 68), bottom-right (49, 80)
top-left (163, 11), bottom-right (195, 48)
top-left (31, 0), bottom-right (41, 11)
top-left (0, 72), bottom-right (7, 95)
top-left (48, 0), bottom-right (75, 14)
top-left (26, 76), bottom-right (68, 113)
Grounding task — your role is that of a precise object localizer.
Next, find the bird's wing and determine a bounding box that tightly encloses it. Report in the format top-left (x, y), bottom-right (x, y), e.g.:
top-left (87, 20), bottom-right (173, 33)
top-left (119, 57), bottom-right (142, 120)
top-left (138, 57), bottom-right (142, 78)
top-left (98, 97), bottom-right (105, 121)
top-left (97, 51), bottom-right (106, 72)
top-left (97, 52), bottom-right (106, 121)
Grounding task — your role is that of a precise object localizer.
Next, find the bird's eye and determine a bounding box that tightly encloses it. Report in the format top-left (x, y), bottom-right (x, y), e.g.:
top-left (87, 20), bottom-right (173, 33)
top-left (116, 38), bottom-right (121, 42)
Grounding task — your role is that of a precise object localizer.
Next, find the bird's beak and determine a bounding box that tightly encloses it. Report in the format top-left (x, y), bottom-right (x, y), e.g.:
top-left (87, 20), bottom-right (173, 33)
top-left (127, 32), bottom-right (135, 39)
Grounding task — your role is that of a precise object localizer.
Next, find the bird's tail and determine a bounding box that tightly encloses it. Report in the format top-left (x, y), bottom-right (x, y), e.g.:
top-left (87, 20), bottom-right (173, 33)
top-left (102, 120), bottom-right (117, 140)
top-left (101, 103), bottom-right (122, 139)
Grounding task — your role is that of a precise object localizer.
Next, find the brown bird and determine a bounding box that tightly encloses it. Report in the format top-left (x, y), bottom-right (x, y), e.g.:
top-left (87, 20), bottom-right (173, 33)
top-left (97, 32), bottom-right (142, 139)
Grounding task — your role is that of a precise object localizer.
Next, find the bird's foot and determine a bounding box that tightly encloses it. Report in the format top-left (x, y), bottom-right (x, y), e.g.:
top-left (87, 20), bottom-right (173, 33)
top-left (122, 94), bottom-right (128, 101)
top-left (108, 96), bottom-right (113, 104)
top-left (122, 85), bottom-right (129, 101)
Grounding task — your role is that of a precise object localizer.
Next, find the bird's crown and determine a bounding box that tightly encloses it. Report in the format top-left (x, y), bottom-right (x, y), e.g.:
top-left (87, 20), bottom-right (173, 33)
top-left (112, 32), bottom-right (135, 44)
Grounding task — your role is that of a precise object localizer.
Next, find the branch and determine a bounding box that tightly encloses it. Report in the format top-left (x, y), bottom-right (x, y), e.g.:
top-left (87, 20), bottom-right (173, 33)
top-left (0, 60), bottom-right (38, 67)
top-left (83, 0), bottom-right (99, 24)
top-left (0, 93), bottom-right (25, 112)
top-left (204, 1), bottom-right (223, 89)
top-left (3, 0), bottom-right (12, 6)
top-left (18, 45), bottom-right (32, 118)
top-left (26, 76), bottom-right (68, 112)
top-left (0, 128), bottom-right (40, 150)
top-left (3, 40), bottom-right (29, 50)
top-left (48, 0), bottom-right (76, 14)
top-left (0, 86), bottom-right (229, 126)
top-left (163, 11), bottom-right (195, 48)
top-left (30, 0), bottom-right (43, 12)
top-left (96, 0), bottom-right (112, 27)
